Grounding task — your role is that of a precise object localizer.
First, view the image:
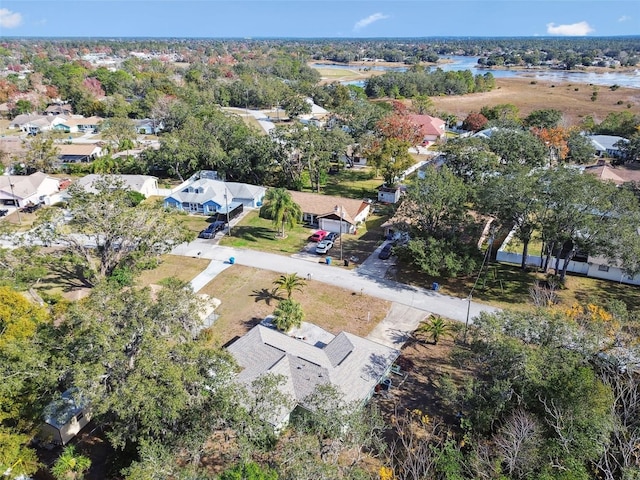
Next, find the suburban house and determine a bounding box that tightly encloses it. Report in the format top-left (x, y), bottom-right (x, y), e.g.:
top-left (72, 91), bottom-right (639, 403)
top-left (299, 98), bottom-right (330, 127)
top-left (408, 114), bottom-right (446, 144)
top-left (341, 144), bottom-right (368, 167)
top-left (9, 114), bottom-right (67, 134)
top-left (584, 134), bottom-right (629, 158)
top-left (44, 103), bottom-right (73, 116)
top-left (57, 144), bottom-right (104, 163)
top-left (496, 227), bottom-right (640, 286)
top-left (74, 174), bottom-right (159, 198)
top-left (226, 321), bottom-right (400, 429)
top-left (0, 172), bottom-right (61, 207)
top-left (288, 190), bottom-right (371, 234)
top-left (134, 118), bottom-right (164, 134)
top-left (75, 116), bottom-right (104, 133)
top-left (583, 161), bottom-right (640, 186)
top-left (39, 389), bottom-right (91, 445)
top-left (164, 172), bottom-right (265, 215)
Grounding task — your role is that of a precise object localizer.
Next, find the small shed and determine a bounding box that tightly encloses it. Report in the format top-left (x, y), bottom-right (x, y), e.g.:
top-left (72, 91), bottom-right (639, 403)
top-left (377, 185), bottom-right (402, 204)
top-left (40, 389), bottom-right (91, 445)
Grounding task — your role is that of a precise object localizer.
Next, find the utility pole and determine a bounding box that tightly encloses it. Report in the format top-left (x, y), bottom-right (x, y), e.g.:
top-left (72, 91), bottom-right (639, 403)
top-left (335, 205), bottom-right (344, 261)
top-left (7, 172), bottom-right (21, 225)
top-left (224, 192), bottom-right (231, 236)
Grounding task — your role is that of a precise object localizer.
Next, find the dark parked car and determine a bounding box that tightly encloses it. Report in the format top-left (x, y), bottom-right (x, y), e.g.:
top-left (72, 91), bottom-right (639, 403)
top-left (378, 242), bottom-right (394, 260)
top-left (198, 220), bottom-right (225, 239)
top-left (325, 232), bottom-right (339, 242)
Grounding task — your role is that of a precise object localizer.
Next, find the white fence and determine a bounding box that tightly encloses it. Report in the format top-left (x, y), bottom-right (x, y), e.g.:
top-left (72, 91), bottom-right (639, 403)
top-left (496, 228), bottom-right (640, 286)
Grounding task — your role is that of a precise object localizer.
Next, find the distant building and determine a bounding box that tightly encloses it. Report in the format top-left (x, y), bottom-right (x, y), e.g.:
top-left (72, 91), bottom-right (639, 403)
top-left (584, 134), bottom-right (628, 158)
top-left (0, 172), bottom-right (61, 208)
top-left (407, 114), bottom-right (446, 144)
top-left (73, 174), bottom-right (159, 198)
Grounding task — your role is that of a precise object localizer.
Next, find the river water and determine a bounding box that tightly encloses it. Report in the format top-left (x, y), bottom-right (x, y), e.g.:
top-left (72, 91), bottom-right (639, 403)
top-left (312, 56), bottom-right (640, 88)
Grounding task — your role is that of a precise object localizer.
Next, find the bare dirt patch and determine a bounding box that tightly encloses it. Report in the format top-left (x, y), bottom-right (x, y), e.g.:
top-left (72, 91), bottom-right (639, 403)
top-left (198, 265), bottom-right (391, 346)
top-left (431, 77), bottom-right (640, 125)
top-left (375, 336), bottom-right (475, 425)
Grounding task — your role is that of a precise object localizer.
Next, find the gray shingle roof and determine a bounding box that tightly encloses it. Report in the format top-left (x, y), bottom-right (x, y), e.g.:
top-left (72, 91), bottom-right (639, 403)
top-left (227, 323), bottom-right (400, 424)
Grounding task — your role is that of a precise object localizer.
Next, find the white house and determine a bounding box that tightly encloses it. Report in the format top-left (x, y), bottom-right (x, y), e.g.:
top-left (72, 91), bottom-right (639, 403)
top-left (9, 114), bottom-right (67, 135)
top-left (584, 134), bottom-right (628, 158)
top-left (74, 174), bottom-right (159, 198)
top-left (496, 227), bottom-right (640, 286)
top-left (0, 172), bottom-right (61, 208)
top-left (134, 118), bottom-right (164, 135)
top-left (39, 389), bottom-right (91, 445)
top-left (227, 321), bottom-right (399, 429)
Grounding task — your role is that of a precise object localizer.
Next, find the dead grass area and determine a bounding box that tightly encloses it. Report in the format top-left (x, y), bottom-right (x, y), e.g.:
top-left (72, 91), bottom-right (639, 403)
top-left (375, 336), bottom-right (475, 425)
top-left (431, 77), bottom-right (640, 125)
top-left (198, 265), bottom-right (390, 346)
top-left (135, 254), bottom-right (210, 287)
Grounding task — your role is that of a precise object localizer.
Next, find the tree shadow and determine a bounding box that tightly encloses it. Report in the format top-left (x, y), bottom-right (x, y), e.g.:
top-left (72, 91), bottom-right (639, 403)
top-left (40, 258), bottom-right (94, 291)
top-left (230, 225), bottom-right (277, 242)
top-left (242, 316), bottom-right (264, 331)
top-left (250, 288), bottom-right (283, 306)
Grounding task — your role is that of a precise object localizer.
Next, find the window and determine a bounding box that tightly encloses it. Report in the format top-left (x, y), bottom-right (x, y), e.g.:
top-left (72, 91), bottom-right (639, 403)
top-left (598, 264), bottom-right (610, 272)
top-left (76, 412), bottom-right (84, 421)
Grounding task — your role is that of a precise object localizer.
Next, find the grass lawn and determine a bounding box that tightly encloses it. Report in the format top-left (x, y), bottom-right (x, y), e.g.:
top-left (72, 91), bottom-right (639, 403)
top-left (218, 210), bottom-right (312, 255)
top-left (198, 265), bottom-right (391, 346)
top-left (319, 167), bottom-right (382, 200)
top-left (397, 259), bottom-right (640, 312)
top-left (502, 235), bottom-right (544, 257)
top-left (135, 254), bottom-right (210, 287)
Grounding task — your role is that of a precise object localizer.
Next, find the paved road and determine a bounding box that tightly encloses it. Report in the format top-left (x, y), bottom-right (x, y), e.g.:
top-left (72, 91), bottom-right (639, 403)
top-left (172, 240), bottom-right (499, 324)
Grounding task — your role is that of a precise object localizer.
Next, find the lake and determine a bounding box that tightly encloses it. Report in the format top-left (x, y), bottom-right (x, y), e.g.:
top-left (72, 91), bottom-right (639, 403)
top-left (312, 56), bottom-right (640, 88)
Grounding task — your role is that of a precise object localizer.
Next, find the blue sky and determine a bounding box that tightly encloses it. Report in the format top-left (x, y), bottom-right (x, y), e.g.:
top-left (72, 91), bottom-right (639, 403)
top-left (1, 1), bottom-right (638, 38)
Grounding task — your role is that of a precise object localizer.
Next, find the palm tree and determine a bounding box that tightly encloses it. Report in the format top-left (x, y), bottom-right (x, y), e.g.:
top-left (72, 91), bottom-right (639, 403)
top-left (273, 298), bottom-right (304, 332)
top-left (415, 315), bottom-right (456, 345)
top-left (260, 188), bottom-right (302, 238)
top-left (273, 273), bottom-right (306, 300)
top-left (51, 445), bottom-right (91, 480)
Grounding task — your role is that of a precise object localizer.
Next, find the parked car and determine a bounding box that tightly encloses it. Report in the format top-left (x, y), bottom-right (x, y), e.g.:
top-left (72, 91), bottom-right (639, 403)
top-left (378, 242), bottom-right (394, 260)
top-left (310, 230), bottom-right (328, 242)
top-left (315, 239), bottom-right (334, 254)
top-left (198, 220), bottom-right (226, 239)
top-left (325, 232), bottom-right (339, 242)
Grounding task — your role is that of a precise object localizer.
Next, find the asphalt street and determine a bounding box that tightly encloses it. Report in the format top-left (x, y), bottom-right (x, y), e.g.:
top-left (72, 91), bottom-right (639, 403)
top-left (174, 240), bottom-right (499, 325)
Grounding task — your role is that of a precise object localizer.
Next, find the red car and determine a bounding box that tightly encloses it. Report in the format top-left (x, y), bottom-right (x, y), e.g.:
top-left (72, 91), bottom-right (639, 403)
top-left (309, 230), bottom-right (328, 242)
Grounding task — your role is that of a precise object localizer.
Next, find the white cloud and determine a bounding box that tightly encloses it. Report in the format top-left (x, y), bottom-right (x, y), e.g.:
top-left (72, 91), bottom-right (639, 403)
top-left (618, 15), bottom-right (631, 22)
top-left (546, 21), bottom-right (594, 36)
top-left (0, 8), bottom-right (22, 29)
top-left (353, 13), bottom-right (389, 31)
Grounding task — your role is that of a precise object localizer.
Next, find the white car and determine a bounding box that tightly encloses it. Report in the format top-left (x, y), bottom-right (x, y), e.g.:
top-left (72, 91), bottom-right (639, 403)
top-left (315, 239), bottom-right (333, 254)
